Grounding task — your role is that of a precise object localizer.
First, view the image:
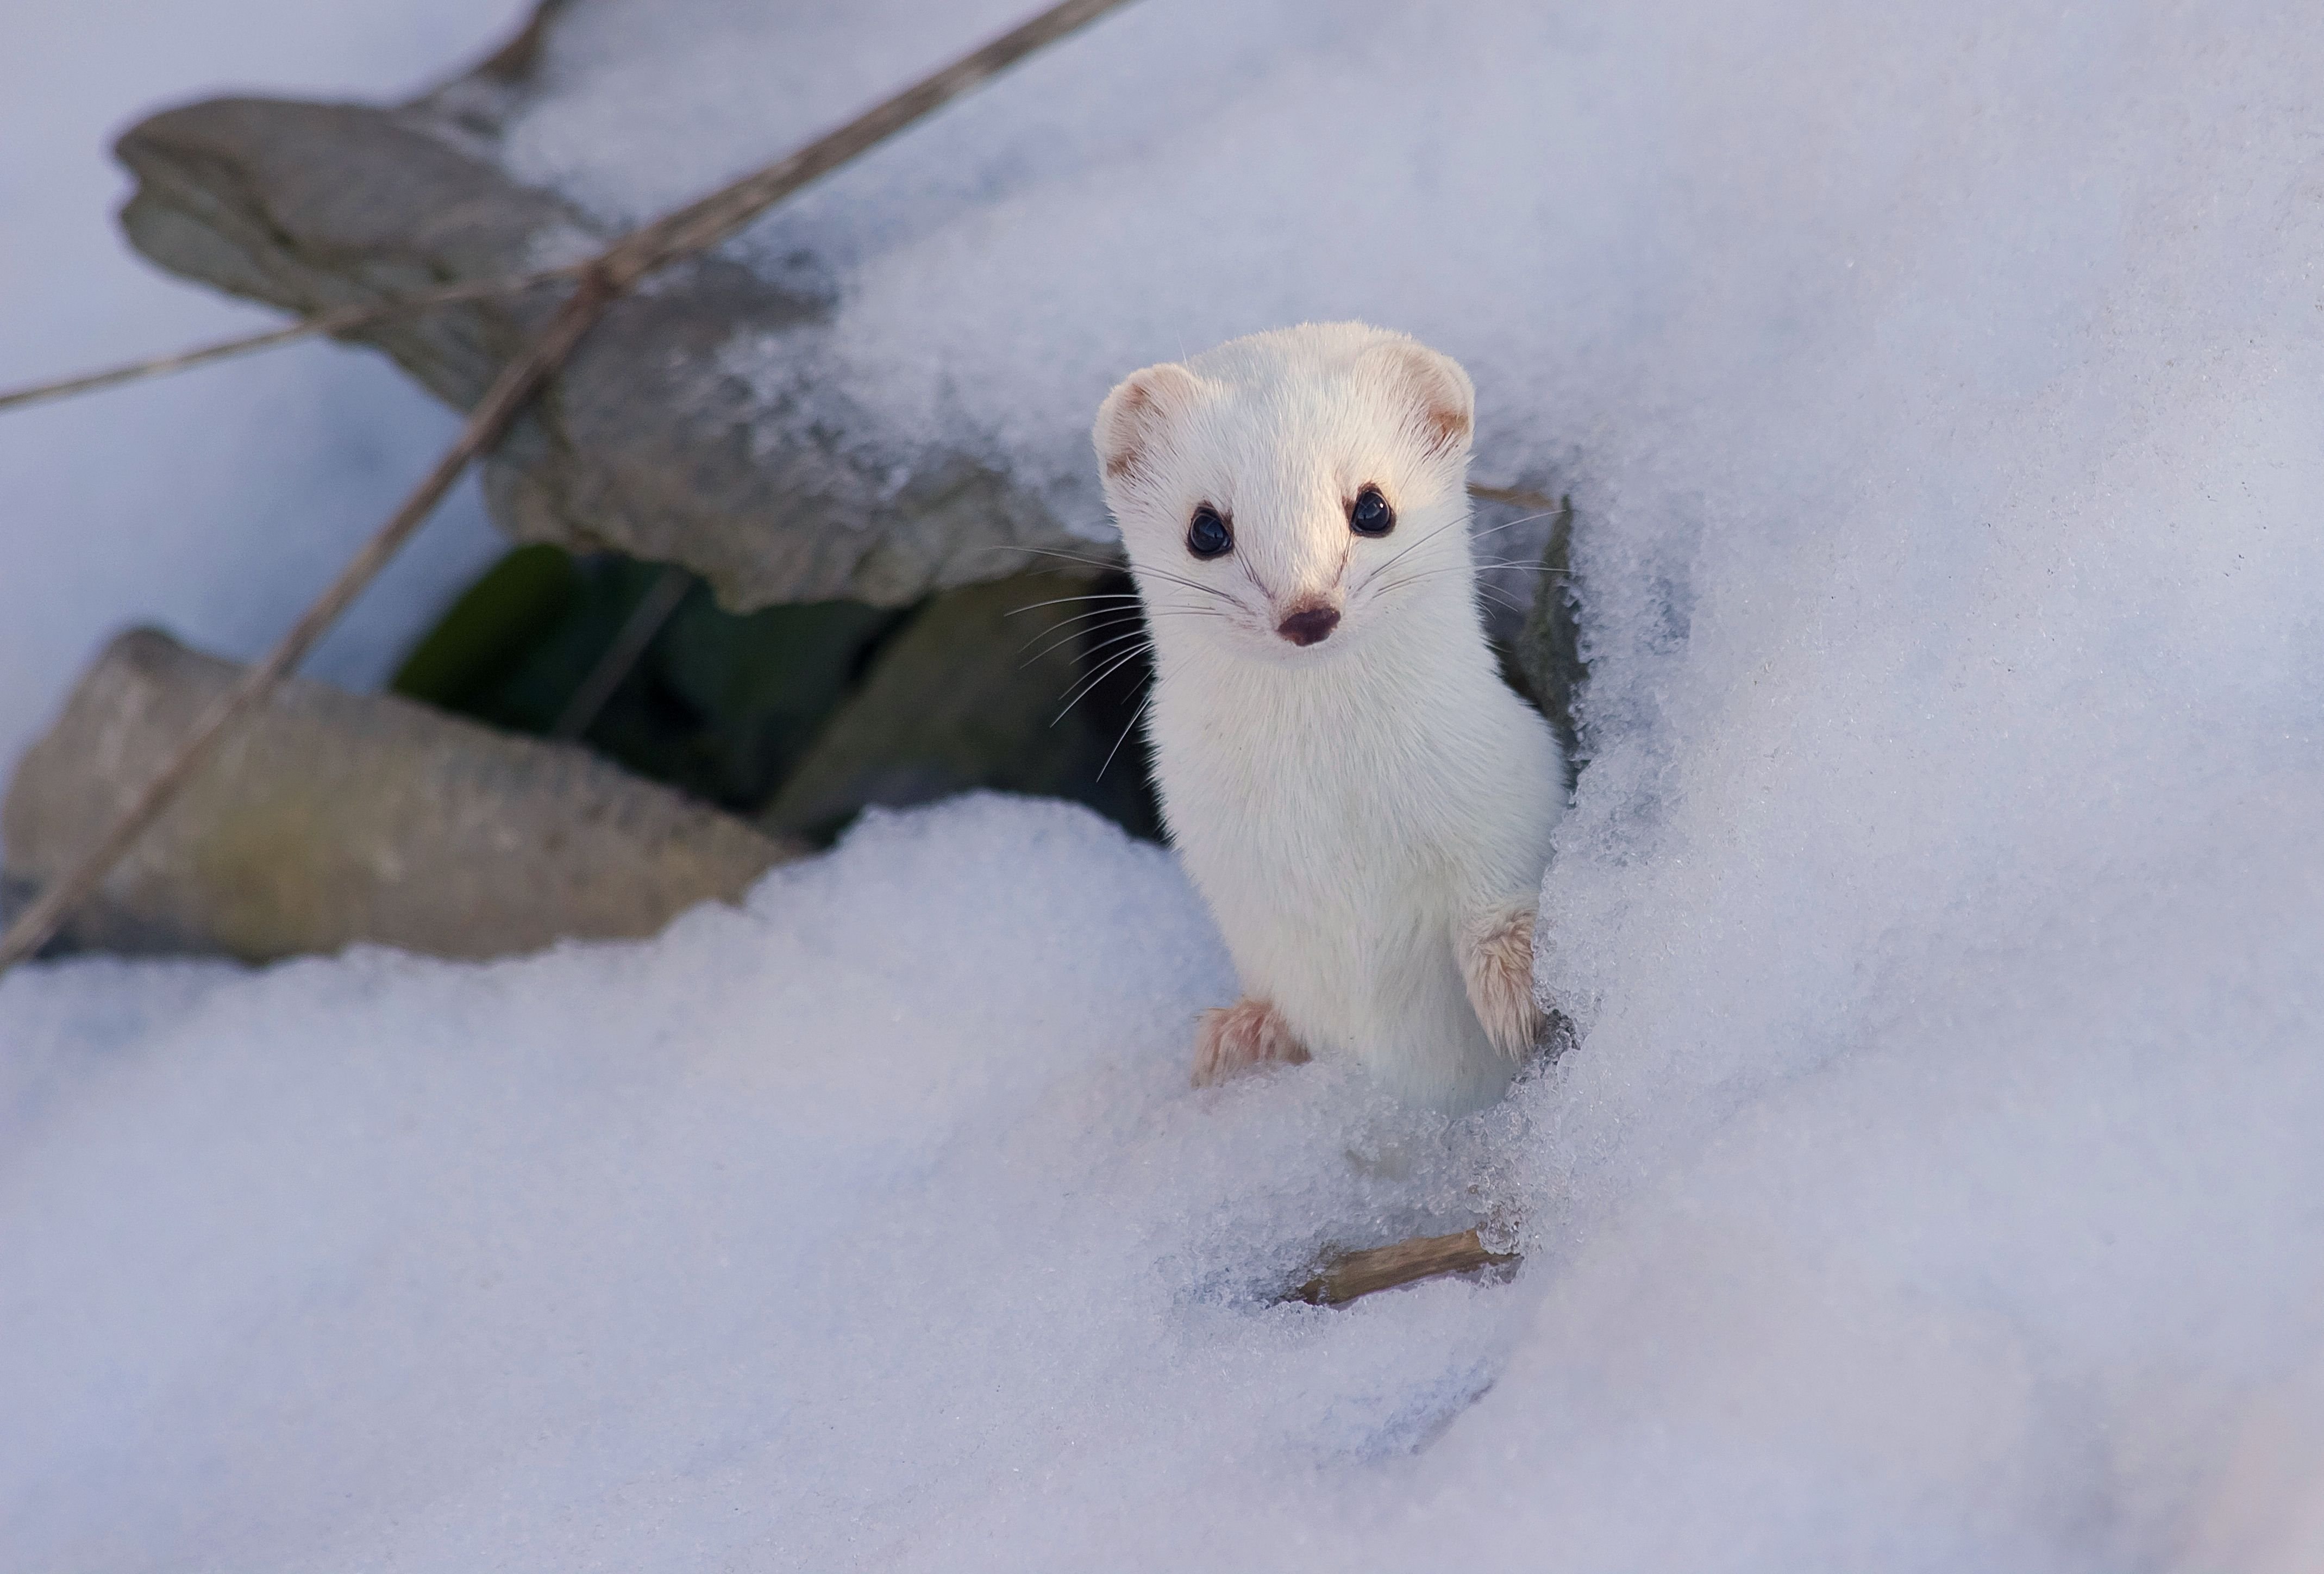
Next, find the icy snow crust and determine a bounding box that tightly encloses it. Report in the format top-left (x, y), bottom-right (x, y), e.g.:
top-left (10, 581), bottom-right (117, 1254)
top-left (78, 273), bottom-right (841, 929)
top-left (9, 0), bottom-right (2324, 1566)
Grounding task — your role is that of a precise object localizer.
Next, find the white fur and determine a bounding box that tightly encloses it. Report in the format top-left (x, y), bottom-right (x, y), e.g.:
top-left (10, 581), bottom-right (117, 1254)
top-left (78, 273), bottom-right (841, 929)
top-left (1093, 322), bottom-right (1564, 1114)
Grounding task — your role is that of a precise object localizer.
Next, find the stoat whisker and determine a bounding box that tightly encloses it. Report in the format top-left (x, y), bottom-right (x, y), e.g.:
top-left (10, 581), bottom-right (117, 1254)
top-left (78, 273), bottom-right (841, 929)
top-left (1357, 516), bottom-right (1571, 595)
top-left (1004, 592), bottom-right (1147, 619)
top-left (1020, 604), bottom-right (1148, 643)
top-left (1468, 509), bottom-right (1564, 538)
top-left (1018, 614), bottom-right (1147, 666)
top-left (975, 542), bottom-right (1122, 565)
top-left (1131, 566), bottom-right (1240, 605)
top-left (1096, 677), bottom-right (1157, 782)
top-left (1052, 640), bottom-right (1154, 727)
top-left (1007, 547), bottom-right (1239, 607)
top-left (1164, 579), bottom-right (1245, 609)
top-left (1117, 605), bottom-right (1231, 631)
top-left (1352, 513), bottom-right (1470, 596)
top-left (1072, 625), bottom-right (1163, 666)
top-left (1001, 545), bottom-right (1133, 576)
top-left (1357, 503), bottom-right (1543, 591)
top-left (1437, 577), bottom-right (1532, 613)
top-left (1371, 565), bottom-right (1533, 614)
top-left (1376, 561), bottom-right (1520, 589)
top-left (1018, 603), bottom-right (1223, 664)
top-left (1049, 599), bottom-right (1228, 635)
top-left (1371, 566), bottom-right (1488, 596)
top-left (1023, 624), bottom-right (1151, 687)
top-left (1470, 558), bottom-right (1580, 578)
top-left (1040, 608), bottom-right (1148, 636)
top-left (1352, 510), bottom-right (1567, 601)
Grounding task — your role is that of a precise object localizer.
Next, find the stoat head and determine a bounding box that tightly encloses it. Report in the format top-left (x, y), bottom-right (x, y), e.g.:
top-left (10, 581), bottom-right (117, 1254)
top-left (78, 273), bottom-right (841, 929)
top-left (1092, 322), bottom-right (1477, 664)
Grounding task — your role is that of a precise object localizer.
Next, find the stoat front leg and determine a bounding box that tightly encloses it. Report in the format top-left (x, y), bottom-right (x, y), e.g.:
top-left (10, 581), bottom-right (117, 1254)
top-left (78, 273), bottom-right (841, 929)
top-left (1458, 904), bottom-right (1548, 1060)
top-left (1191, 998), bottom-right (1311, 1086)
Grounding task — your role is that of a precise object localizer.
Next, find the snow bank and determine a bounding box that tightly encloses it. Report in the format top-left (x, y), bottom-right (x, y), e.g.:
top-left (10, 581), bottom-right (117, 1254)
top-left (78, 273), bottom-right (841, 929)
top-left (8, 0), bottom-right (2324, 1568)
top-left (0, 0), bottom-right (529, 786)
top-left (2, 797), bottom-right (1525, 1567)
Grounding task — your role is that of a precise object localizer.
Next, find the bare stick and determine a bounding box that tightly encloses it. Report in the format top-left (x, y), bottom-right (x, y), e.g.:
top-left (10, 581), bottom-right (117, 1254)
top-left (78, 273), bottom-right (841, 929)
top-left (1291, 1228), bottom-right (1519, 1307)
top-left (0, 266), bottom-right (588, 416)
top-left (0, 0), bottom-right (1140, 976)
top-left (594, 0), bottom-right (1136, 286)
top-left (550, 565), bottom-right (693, 739)
top-left (0, 272), bottom-right (615, 972)
top-left (1467, 482), bottom-right (1563, 514)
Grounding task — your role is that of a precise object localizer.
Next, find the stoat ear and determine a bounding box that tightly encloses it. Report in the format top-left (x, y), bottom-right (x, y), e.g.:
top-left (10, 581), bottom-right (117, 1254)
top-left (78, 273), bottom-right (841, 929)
top-left (1365, 339), bottom-right (1475, 463)
top-left (1094, 361), bottom-right (1202, 490)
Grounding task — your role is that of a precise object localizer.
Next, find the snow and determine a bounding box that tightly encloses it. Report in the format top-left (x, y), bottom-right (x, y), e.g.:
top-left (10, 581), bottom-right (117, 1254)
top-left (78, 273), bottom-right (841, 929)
top-left (8, 0), bottom-right (2324, 1569)
top-left (0, 0), bottom-right (530, 789)
top-left (2, 798), bottom-right (1524, 1566)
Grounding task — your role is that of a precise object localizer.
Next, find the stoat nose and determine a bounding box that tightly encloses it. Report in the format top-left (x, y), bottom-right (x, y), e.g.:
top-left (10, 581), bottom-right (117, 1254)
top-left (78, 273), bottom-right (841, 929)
top-left (1276, 605), bottom-right (1341, 646)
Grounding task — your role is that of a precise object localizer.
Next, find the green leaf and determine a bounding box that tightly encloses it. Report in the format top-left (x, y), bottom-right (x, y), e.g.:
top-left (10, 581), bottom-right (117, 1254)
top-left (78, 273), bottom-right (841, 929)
top-left (389, 544), bottom-right (577, 710)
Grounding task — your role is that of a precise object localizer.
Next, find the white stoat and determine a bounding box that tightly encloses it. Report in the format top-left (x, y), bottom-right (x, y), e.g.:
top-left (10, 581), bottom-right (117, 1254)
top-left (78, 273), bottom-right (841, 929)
top-left (1093, 322), bottom-right (1564, 1115)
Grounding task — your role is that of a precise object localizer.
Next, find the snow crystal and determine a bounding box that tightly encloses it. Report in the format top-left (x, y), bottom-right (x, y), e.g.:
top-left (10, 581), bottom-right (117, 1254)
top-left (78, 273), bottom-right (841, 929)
top-left (7, 0), bottom-right (2324, 1568)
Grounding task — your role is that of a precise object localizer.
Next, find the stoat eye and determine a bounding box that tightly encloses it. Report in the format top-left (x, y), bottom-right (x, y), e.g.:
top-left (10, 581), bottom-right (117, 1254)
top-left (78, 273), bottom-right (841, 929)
top-left (1349, 485), bottom-right (1395, 537)
top-left (1186, 504), bottom-right (1233, 559)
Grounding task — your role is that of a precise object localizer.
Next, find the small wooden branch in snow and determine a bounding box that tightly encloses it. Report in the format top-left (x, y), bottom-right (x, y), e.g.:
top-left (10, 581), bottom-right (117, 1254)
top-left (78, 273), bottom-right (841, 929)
top-left (1291, 1228), bottom-right (1520, 1307)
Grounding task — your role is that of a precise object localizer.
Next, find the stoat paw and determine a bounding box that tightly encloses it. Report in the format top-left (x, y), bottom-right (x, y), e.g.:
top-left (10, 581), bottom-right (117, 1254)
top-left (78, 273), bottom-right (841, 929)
top-left (1461, 906), bottom-right (1548, 1060)
top-left (1191, 997), bottom-right (1311, 1088)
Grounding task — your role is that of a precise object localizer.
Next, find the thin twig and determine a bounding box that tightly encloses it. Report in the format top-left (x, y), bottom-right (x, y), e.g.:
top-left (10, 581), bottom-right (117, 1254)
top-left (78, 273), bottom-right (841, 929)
top-left (1289, 1228), bottom-right (1519, 1307)
top-left (0, 0), bottom-right (1141, 977)
top-left (586, 0), bottom-right (1136, 290)
top-left (0, 270), bottom-right (615, 972)
top-left (550, 564), bottom-right (693, 739)
top-left (0, 265), bottom-right (587, 415)
top-left (1095, 679), bottom-right (1155, 782)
